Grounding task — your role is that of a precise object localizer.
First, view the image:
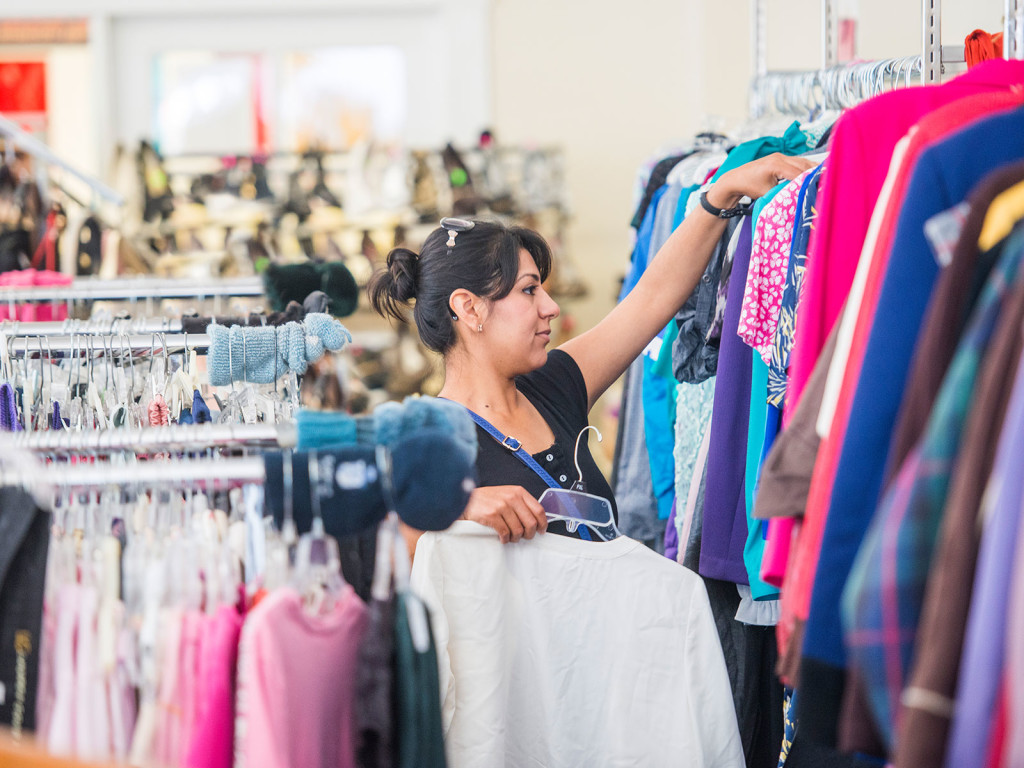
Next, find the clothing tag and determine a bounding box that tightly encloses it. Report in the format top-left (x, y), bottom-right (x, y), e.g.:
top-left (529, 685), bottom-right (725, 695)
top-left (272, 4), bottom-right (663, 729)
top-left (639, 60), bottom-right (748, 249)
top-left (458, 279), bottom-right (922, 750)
top-left (334, 458), bottom-right (377, 490)
top-left (924, 201), bottom-right (970, 268)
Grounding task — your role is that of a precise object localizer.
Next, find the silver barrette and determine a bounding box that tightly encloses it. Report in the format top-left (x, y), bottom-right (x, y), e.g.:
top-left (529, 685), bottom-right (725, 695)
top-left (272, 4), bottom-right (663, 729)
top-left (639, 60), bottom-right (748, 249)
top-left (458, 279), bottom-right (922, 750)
top-left (441, 217), bottom-right (475, 252)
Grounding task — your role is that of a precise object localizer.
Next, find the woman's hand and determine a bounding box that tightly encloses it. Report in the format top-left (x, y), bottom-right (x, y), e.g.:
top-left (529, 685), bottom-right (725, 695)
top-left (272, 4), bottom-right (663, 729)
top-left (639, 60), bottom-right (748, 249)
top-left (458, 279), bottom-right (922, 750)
top-left (708, 153), bottom-right (816, 209)
top-left (461, 485), bottom-right (548, 543)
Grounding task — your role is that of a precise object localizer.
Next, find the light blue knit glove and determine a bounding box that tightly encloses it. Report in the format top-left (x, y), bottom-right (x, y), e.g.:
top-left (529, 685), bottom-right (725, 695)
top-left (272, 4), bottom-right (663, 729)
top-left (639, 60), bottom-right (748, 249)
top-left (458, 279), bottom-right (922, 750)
top-left (207, 313), bottom-right (352, 385)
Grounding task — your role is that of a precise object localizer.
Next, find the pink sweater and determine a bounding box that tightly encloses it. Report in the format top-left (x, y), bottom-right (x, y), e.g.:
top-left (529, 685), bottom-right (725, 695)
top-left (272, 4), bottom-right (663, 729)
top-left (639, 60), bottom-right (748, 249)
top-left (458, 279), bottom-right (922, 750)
top-left (234, 587), bottom-right (368, 768)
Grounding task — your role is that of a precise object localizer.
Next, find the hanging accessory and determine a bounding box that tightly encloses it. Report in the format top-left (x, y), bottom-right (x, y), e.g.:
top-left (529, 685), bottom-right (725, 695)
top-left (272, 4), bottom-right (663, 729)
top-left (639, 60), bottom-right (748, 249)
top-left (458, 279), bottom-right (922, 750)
top-left (536, 425), bottom-right (620, 541)
top-left (699, 189), bottom-right (753, 219)
top-left (477, 323), bottom-right (483, 333)
top-left (457, 406), bottom-right (610, 542)
top-left (440, 217), bottom-right (475, 254)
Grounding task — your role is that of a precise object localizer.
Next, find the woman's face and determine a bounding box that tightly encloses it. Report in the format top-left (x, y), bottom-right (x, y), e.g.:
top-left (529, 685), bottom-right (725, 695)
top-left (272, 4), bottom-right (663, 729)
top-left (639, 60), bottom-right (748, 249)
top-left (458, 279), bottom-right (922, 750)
top-left (483, 249), bottom-right (560, 373)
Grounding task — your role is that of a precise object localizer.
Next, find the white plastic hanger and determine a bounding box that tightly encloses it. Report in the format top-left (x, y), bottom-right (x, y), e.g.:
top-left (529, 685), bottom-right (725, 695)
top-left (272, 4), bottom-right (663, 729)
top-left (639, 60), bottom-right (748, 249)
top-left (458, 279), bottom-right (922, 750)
top-left (539, 426), bottom-right (621, 541)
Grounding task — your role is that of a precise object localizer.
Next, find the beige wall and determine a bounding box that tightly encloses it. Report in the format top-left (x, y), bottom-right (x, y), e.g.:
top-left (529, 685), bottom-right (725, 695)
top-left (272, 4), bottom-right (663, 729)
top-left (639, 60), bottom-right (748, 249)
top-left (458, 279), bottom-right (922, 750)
top-left (492, 0), bottom-right (1008, 335)
top-left (491, 0), bottom-right (704, 331)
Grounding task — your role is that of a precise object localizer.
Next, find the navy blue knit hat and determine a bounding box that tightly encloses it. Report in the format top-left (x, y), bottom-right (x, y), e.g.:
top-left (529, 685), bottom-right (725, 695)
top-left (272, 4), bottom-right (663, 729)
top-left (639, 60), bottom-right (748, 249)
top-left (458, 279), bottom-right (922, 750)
top-left (264, 426), bottom-right (475, 539)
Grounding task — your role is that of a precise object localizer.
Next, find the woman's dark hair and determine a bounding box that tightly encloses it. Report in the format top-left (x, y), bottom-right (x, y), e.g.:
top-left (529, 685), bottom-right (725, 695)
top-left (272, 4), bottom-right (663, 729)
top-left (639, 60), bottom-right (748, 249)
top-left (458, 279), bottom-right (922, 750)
top-left (367, 220), bottom-right (552, 354)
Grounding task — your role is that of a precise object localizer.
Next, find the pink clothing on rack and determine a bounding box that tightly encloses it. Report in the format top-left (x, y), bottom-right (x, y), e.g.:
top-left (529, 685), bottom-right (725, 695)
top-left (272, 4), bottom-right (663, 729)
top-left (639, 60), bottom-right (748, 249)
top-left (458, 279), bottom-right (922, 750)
top-left (46, 584), bottom-right (78, 756)
top-left (234, 587), bottom-right (368, 768)
top-left (34, 588), bottom-right (58, 745)
top-left (0, 269), bottom-right (72, 321)
top-left (154, 607), bottom-right (184, 768)
top-left (738, 169), bottom-right (814, 362)
top-left (186, 604), bottom-right (243, 768)
top-left (785, 59), bottom-right (1024, 426)
top-left (760, 517), bottom-right (796, 588)
top-left (178, 611), bottom-right (203, 766)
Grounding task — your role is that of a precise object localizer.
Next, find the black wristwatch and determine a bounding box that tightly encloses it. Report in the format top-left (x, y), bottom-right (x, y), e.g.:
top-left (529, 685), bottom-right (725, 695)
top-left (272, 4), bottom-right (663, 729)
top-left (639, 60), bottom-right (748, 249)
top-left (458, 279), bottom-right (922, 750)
top-left (699, 189), bottom-right (753, 219)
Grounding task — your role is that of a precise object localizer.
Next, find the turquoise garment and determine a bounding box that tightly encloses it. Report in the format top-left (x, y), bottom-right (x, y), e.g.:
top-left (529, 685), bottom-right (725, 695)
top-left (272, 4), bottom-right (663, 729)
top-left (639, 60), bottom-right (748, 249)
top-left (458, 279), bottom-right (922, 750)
top-left (743, 352), bottom-right (779, 599)
top-left (673, 184), bottom-right (700, 229)
top-left (708, 121), bottom-right (811, 185)
top-left (642, 351), bottom-right (677, 521)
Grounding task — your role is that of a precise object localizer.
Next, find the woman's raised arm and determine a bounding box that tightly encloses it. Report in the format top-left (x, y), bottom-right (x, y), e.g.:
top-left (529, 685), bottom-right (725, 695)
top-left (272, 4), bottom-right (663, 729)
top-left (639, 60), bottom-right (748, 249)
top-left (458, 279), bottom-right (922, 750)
top-left (560, 153), bottom-right (815, 410)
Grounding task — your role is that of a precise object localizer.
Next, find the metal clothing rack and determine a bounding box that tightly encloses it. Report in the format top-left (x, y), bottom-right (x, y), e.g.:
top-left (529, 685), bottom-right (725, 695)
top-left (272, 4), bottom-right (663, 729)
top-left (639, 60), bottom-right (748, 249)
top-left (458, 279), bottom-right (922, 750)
top-left (1007, 0), bottom-right (1024, 59)
top-left (0, 318), bottom-right (394, 352)
top-left (5, 332), bottom-right (211, 357)
top-left (0, 276), bottom-right (264, 304)
top-left (747, 0), bottom-right (1006, 117)
top-left (0, 455), bottom-right (268, 491)
top-left (0, 113), bottom-right (125, 207)
top-left (10, 422), bottom-right (297, 453)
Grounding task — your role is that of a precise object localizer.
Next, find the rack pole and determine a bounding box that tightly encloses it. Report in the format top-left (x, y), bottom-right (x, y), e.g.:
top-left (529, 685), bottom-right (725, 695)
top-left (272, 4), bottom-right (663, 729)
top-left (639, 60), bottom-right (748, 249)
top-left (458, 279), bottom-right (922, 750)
top-left (0, 456), bottom-right (268, 491)
top-left (11, 422), bottom-right (296, 453)
top-left (1007, 0), bottom-right (1024, 59)
top-left (0, 114), bottom-right (125, 206)
top-left (823, 0), bottom-right (837, 68)
top-left (922, 0), bottom-right (942, 84)
top-left (6, 333), bottom-right (211, 356)
top-left (0, 276), bottom-right (264, 304)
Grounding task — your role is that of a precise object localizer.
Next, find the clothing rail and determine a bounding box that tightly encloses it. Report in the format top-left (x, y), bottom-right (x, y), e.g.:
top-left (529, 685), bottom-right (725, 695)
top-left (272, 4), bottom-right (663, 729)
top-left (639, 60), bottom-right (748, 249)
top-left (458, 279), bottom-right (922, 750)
top-left (0, 321), bottom-right (395, 351)
top-left (0, 276), bottom-right (264, 303)
top-left (0, 455), bottom-right (267, 491)
top-left (0, 114), bottom-right (125, 207)
top-left (0, 318), bottom-right (189, 336)
top-left (6, 332), bottom-right (210, 356)
top-left (12, 422), bottom-right (297, 453)
top-left (749, 0), bottom-right (969, 115)
top-left (750, 57), bottom-right (923, 117)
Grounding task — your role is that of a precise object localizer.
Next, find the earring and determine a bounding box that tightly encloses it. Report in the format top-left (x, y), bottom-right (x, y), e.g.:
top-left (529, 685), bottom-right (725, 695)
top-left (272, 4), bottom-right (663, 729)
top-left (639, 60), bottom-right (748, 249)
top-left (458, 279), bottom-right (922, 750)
top-left (477, 324), bottom-right (483, 332)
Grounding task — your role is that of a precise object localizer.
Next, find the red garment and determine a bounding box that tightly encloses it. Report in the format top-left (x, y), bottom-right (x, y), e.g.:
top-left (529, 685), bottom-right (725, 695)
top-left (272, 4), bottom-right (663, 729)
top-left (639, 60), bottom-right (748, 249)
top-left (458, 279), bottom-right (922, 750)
top-left (781, 78), bottom-right (1024, 638)
top-left (985, 679), bottom-right (1009, 768)
top-left (965, 29), bottom-right (1005, 69)
top-left (785, 60), bottom-right (1024, 428)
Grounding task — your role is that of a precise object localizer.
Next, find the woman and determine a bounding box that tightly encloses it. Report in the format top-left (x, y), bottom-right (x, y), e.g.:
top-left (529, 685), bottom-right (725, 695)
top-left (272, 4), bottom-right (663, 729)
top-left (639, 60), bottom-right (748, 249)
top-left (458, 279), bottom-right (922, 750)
top-left (369, 153), bottom-right (812, 544)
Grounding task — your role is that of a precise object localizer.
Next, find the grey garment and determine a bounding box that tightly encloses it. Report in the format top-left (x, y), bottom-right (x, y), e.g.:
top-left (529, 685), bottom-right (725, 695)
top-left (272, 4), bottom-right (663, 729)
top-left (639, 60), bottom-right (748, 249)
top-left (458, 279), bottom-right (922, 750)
top-left (702, 576), bottom-right (786, 768)
top-left (613, 356), bottom-right (662, 542)
top-left (682, 451), bottom-right (708, 572)
top-left (673, 217), bottom-right (741, 384)
top-left (708, 220), bottom-right (747, 346)
top-left (649, 184), bottom-right (684, 256)
top-left (356, 596), bottom-right (396, 768)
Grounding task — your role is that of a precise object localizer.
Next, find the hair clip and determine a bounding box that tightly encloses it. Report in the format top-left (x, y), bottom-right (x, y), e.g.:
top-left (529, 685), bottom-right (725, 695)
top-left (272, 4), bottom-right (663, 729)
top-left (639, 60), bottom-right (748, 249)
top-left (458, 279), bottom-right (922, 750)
top-left (441, 217), bottom-right (475, 253)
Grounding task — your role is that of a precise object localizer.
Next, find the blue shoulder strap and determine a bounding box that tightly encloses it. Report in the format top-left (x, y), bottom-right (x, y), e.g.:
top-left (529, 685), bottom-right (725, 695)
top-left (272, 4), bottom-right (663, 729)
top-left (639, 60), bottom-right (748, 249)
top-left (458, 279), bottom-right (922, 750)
top-left (457, 403), bottom-right (593, 542)
top-left (463, 408), bottom-right (561, 489)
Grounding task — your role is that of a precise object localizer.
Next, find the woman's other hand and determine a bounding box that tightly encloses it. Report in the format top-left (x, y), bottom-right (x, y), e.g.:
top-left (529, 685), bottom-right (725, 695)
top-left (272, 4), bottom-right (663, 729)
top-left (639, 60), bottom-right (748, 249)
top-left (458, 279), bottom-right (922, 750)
top-left (461, 485), bottom-right (548, 543)
top-left (709, 153), bottom-right (816, 208)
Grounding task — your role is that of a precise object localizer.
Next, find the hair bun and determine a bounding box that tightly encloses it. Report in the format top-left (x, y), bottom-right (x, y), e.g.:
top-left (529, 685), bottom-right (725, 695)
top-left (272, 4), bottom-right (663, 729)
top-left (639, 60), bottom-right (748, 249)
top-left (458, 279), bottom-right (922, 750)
top-left (386, 247), bottom-right (419, 302)
top-left (368, 246), bottom-right (419, 323)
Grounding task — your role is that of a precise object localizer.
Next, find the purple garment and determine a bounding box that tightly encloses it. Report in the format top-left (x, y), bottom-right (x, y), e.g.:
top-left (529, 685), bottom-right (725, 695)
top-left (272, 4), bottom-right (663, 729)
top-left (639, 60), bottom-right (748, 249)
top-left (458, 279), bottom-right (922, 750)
top-left (699, 216), bottom-right (754, 584)
top-left (944, 349), bottom-right (1024, 768)
top-left (664, 497), bottom-right (679, 562)
top-left (0, 382), bottom-right (22, 432)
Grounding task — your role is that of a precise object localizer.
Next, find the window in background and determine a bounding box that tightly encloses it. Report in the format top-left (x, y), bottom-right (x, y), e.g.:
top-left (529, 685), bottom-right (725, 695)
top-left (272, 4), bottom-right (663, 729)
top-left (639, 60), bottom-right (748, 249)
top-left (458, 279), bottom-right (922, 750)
top-left (278, 47), bottom-right (406, 152)
top-left (154, 52), bottom-right (260, 156)
top-left (153, 46), bottom-right (407, 156)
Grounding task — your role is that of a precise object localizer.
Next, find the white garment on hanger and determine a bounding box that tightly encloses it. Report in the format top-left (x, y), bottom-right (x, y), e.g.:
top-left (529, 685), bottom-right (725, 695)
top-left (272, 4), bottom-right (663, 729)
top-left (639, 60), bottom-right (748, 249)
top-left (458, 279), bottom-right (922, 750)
top-left (411, 521), bottom-right (744, 768)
